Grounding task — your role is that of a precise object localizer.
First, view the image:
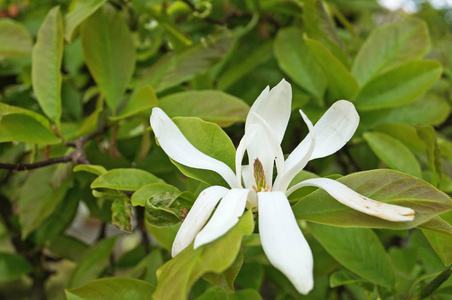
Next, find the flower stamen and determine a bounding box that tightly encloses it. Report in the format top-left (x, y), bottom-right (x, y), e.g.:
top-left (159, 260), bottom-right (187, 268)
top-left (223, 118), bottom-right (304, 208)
top-left (253, 158), bottom-right (271, 192)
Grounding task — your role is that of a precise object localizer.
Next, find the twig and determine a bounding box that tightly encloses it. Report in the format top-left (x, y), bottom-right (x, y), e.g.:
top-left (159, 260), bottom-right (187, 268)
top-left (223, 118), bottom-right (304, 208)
top-left (136, 206), bottom-right (150, 255)
top-left (0, 156), bottom-right (73, 171)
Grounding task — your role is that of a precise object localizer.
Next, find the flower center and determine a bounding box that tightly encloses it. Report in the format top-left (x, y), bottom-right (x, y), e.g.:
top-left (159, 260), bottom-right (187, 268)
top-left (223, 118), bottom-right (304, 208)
top-left (253, 158), bottom-right (271, 193)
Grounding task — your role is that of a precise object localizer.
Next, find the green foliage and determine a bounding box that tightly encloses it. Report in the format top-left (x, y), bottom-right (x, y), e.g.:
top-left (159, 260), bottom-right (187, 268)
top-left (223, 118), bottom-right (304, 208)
top-left (1, 1), bottom-right (452, 299)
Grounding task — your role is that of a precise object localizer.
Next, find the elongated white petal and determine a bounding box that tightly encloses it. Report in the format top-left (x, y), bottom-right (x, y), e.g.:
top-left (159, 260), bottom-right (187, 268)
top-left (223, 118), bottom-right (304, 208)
top-left (285, 101), bottom-right (359, 172)
top-left (235, 125), bottom-right (258, 187)
top-left (245, 79), bottom-right (292, 144)
top-left (150, 108), bottom-right (238, 188)
top-left (258, 192), bottom-right (314, 295)
top-left (275, 110), bottom-right (315, 192)
top-left (172, 186), bottom-right (228, 257)
top-left (287, 178), bottom-right (415, 222)
top-left (194, 188), bottom-right (251, 249)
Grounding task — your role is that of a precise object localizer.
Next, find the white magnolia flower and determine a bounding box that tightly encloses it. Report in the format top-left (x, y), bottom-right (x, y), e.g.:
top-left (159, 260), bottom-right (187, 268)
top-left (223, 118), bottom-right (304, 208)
top-left (149, 79), bottom-right (415, 295)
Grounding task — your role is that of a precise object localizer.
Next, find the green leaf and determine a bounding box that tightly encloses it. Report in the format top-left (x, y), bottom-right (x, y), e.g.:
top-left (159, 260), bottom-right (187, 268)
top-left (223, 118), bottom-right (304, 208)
top-left (416, 125), bottom-right (442, 186)
top-left (91, 168), bottom-right (164, 192)
top-left (146, 223), bottom-right (180, 252)
top-left (274, 27), bottom-right (326, 100)
top-left (140, 38), bottom-right (233, 93)
top-left (110, 85), bottom-right (158, 121)
top-left (68, 237), bottom-right (117, 288)
top-left (32, 6), bottom-right (64, 128)
top-left (373, 122), bottom-right (425, 152)
top-left (309, 223), bottom-right (395, 288)
top-left (145, 191), bottom-right (194, 228)
top-left (47, 235), bottom-right (88, 262)
top-left (167, 117), bottom-right (236, 187)
top-left (131, 250), bottom-right (163, 285)
top-left (147, 8), bottom-right (191, 50)
top-left (329, 269), bottom-right (366, 288)
top-left (65, 277), bottom-right (155, 300)
top-left (305, 37), bottom-right (359, 100)
top-left (419, 268), bottom-right (452, 299)
top-left (354, 60), bottom-right (442, 111)
top-left (0, 19), bottom-right (33, 59)
top-left (80, 4), bottom-right (135, 111)
top-left (111, 195), bottom-right (133, 233)
top-left (292, 169), bottom-right (452, 229)
top-left (73, 164), bottom-right (107, 176)
top-left (352, 17), bottom-right (430, 87)
top-left (203, 248), bottom-right (244, 293)
top-left (159, 90), bottom-right (249, 127)
top-left (421, 216), bottom-right (452, 266)
top-left (131, 183), bottom-right (181, 207)
top-left (0, 253), bottom-right (33, 281)
top-left (18, 166), bottom-right (70, 238)
top-left (64, 0), bottom-right (107, 42)
top-left (153, 210), bottom-right (254, 300)
top-left (363, 132), bottom-right (422, 177)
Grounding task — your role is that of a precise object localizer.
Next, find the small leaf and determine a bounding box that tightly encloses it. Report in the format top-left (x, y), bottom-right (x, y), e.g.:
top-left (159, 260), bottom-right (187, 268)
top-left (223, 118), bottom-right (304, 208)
top-left (65, 277), bottom-right (155, 300)
top-left (153, 210), bottom-right (254, 300)
top-left (68, 237), bottom-right (117, 288)
top-left (110, 85), bottom-right (158, 121)
top-left (352, 17), bottom-right (430, 87)
top-left (64, 0), bottom-right (107, 42)
top-left (159, 90), bottom-right (249, 127)
top-left (91, 168), bottom-right (164, 192)
top-left (112, 195), bottom-right (133, 233)
top-left (310, 223), bottom-right (395, 288)
top-left (0, 253), bottom-right (33, 281)
top-left (80, 4), bottom-right (135, 111)
top-left (329, 269), bottom-right (366, 288)
top-left (145, 191), bottom-right (194, 228)
top-left (305, 37), bottom-right (359, 100)
top-left (131, 183), bottom-right (180, 207)
top-left (292, 169), bottom-right (452, 229)
top-left (419, 268), bottom-right (452, 299)
top-left (274, 27), bottom-right (326, 100)
top-left (416, 125), bottom-right (442, 186)
top-left (0, 19), bottom-right (33, 59)
top-left (32, 6), bottom-right (64, 128)
top-left (73, 164), bottom-right (107, 176)
top-left (18, 166), bottom-right (70, 238)
top-left (363, 132), bottom-right (422, 177)
top-left (354, 60), bottom-right (442, 111)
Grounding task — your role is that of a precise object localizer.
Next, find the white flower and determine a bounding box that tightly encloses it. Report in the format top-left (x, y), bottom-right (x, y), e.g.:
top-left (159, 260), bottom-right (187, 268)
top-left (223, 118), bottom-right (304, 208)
top-left (149, 79), bottom-right (415, 295)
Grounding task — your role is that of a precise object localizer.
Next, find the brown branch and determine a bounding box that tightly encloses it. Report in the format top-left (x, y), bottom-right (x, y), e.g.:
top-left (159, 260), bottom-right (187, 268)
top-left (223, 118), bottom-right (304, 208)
top-left (0, 156), bottom-right (73, 171)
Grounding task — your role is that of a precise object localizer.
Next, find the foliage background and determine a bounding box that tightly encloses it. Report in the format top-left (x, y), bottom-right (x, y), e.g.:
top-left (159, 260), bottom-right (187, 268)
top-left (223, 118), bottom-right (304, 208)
top-left (1, 0), bottom-right (452, 299)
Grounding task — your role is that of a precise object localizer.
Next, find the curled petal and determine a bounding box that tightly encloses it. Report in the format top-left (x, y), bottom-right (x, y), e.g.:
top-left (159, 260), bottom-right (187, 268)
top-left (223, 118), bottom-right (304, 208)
top-left (275, 110), bottom-right (315, 192)
top-left (194, 188), bottom-right (251, 249)
top-left (245, 79), bottom-right (292, 144)
top-left (287, 178), bottom-right (415, 222)
top-left (172, 186), bottom-right (228, 257)
top-left (235, 125), bottom-right (258, 187)
top-left (258, 191), bottom-right (314, 295)
top-left (150, 108), bottom-right (238, 188)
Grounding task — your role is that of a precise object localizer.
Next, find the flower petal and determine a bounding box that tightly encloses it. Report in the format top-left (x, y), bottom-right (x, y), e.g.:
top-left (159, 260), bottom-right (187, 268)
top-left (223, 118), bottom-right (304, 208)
top-left (150, 108), bottom-right (238, 188)
top-left (235, 125), bottom-right (258, 187)
top-left (285, 100), bottom-right (359, 173)
top-left (172, 186), bottom-right (228, 257)
top-left (287, 178), bottom-right (415, 222)
top-left (194, 188), bottom-right (251, 249)
top-left (275, 109), bottom-right (315, 192)
top-left (245, 79), bottom-right (292, 144)
top-left (258, 191), bottom-right (314, 295)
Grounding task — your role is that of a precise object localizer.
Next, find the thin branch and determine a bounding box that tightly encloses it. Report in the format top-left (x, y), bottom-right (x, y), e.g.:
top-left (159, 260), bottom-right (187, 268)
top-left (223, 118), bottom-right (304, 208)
top-left (0, 156), bottom-right (73, 171)
top-left (136, 206), bottom-right (150, 255)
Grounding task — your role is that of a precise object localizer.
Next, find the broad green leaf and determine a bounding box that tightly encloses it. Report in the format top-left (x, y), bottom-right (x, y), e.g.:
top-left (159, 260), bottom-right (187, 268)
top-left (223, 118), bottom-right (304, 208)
top-left (292, 169), bottom-right (452, 229)
top-left (329, 269), bottom-right (366, 288)
top-left (274, 27), bottom-right (326, 100)
top-left (145, 191), bottom-right (194, 228)
top-left (0, 253), bottom-right (33, 281)
top-left (309, 223), bottom-right (395, 288)
top-left (80, 4), bottom-right (135, 111)
top-left (354, 60), bottom-right (442, 111)
top-left (18, 166), bottom-right (70, 238)
top-left (168, 117), bottom-right (236, 187)
top-left (416, 125), bottom-right (442, 186)
top-left (0, 19), bottom-right (33, 59)
top-left (203, 248), bottom-right (244, 293)
top-left (73, 164), bottom-right (107, 176)
top-left (305, 37), bottom-right (359, 100)
top-left (359, 94), bottom-right (451, 133)
top-left (153, 210), bottom-right (254, 300)
top-left (140, 38), bottom-right (233, 93)
top-left (110, 85), bottom-right (158, 121)
top-left (111, 195), bottom-right (133, 233)
top-left (64, 0), bottom-right (107, 42)
top-left (91, 168), bottom-right (164, 192)
top-left (131, 250), bottom-right (163, 285)
top-left (352, 17), bottom-right (430, 87)
top-left (47, 235), bottom-right (88, 262)
top-left (363, 132), bottom-right (422, 177)
top-left (373, 123), bottom-right (425, 152)
top-left (159, 90), bottom-right (249, 127)
top-left (146, 223), bottom-right (180, 252)
top-left (0, 114), bottom-right (61, 144)
top-left (131, 183), bottom-right (180, 207)
top-left (68, 237), bottom-right (117, 288)
top-left (32, 6), bottom-right (64, 127)
top-left (66, 277), bottom-right (154, 300)
top-left (420, 216), bottom-right (452, 266)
